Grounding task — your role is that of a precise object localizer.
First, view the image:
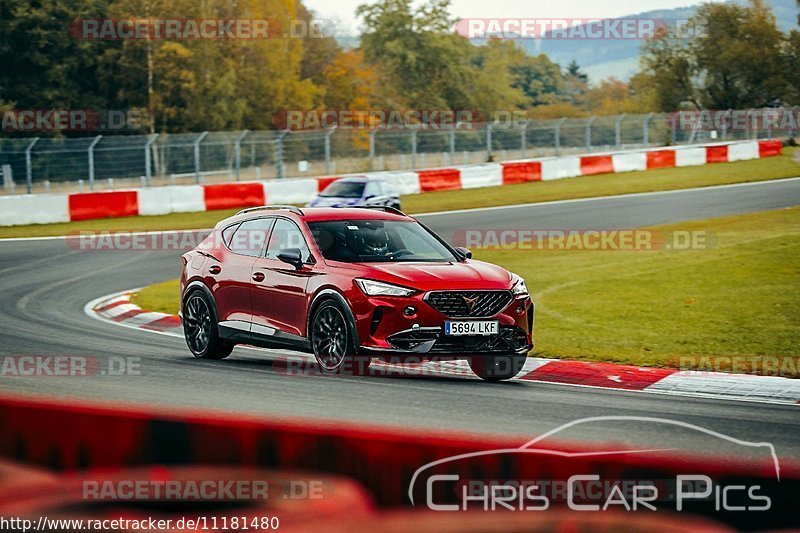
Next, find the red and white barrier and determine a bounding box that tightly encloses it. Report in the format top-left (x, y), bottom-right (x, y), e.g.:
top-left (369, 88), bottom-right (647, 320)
top-left (0, 140), bottom-right (783, 227)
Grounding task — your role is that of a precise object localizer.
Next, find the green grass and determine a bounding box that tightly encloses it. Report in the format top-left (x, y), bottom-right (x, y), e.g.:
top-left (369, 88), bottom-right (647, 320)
top-left (132, 206), bottom-right (800, 377)
top-left (1, 148), bottom-right (797, 239)
top-left (130, 279), bottom-right (180, 315)
top-left (476, 206), bottom-right (800, 376)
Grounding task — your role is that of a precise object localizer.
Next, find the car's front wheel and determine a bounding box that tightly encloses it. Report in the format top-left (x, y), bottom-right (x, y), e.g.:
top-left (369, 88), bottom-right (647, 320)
top-left (469, 354), bottom-right (527, 381)
top-left (183, 290), bottom-right (233, 360)
top-left (311, 300), bottom-right (370, 375)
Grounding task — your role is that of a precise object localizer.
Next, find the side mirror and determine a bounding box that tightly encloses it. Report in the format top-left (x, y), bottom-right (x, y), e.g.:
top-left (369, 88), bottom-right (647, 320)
top-left (454, 246), bottom-right (472, 260)
top-left (277, 248), bottom-right (304, 270)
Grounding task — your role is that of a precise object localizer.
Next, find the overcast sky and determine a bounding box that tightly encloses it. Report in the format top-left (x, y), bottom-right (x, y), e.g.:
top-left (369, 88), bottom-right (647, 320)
top-left (304, 0), bottom-right (725, 34)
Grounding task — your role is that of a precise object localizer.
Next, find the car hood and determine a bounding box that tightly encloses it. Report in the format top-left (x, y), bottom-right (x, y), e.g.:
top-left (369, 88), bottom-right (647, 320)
top-left (333, 259), bottom-right (514, 291)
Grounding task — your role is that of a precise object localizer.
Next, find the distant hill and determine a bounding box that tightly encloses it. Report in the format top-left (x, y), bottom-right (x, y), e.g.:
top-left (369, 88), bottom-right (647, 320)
top-left (518, 0), bottom-right (797, 82)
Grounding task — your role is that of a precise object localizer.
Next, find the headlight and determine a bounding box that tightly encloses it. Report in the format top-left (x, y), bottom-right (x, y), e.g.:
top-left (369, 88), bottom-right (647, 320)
top-left (511, 275), bottom-right (528, 296)
top-left (355, 279), bottom-right (415, 297)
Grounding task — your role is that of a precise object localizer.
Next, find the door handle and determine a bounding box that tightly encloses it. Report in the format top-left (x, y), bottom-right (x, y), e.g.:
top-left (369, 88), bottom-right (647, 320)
top-left (209, 265), bottom-right (221, 274)
top-left (252, 272), bottom-right (265, 282)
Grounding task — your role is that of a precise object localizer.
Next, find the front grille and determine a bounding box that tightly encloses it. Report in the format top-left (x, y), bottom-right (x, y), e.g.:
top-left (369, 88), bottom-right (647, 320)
top-left (425, 291), bottom-right (512, 318)
top-left (387, 326), bottom-right (528, 354)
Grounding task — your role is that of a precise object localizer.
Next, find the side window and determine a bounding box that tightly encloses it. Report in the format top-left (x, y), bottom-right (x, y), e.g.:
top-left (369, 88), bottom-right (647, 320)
top-left (221, 223), bottom-right (239, 247)
top-left (229, 218), bottom-right (274, 257)
top-left (265, 219), bottom-right (312, 262)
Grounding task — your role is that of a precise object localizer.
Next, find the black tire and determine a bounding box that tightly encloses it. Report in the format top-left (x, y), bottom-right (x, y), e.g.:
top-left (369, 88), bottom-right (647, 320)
top-left (183, 290), bottom-right (234, 360)
top-left (469, 354), bottom-right (527, 381)
top-left (310, 300), bottom-right (371, 375)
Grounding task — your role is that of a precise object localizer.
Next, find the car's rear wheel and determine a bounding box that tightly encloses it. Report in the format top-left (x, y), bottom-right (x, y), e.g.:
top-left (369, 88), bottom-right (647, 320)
top-left (469, 354), bottom-right (527, 381)
top-left (183, 291), bottom-right (233, 360)
top-left (311, 300), bottom-right (370, 375)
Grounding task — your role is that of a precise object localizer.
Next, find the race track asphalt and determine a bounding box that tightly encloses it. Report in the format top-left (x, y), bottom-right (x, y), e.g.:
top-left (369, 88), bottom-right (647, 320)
top-left (1, 178), bottom-right (799, 463)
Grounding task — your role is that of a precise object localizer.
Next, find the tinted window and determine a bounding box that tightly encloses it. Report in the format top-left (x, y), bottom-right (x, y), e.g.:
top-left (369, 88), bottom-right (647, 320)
top-left (229, 218), bottom-right (273, 257)
top-left (309, 219), bottom-right (456, 263)
top-left (320, 181), bottom-right (365, 198)
top-left (221, 223), bottom-right (239, 247)
top-left (265, 218), bottom-right (312, 262)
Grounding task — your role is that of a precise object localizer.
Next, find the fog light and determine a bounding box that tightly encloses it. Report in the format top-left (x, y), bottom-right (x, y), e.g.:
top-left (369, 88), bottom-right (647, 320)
top-left (516, 304), bottom-right (525, 314)
top-left (403, 306), bottom-right (417, 317)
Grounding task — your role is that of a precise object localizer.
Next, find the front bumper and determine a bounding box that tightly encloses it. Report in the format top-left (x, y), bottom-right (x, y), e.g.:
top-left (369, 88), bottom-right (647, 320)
top-left (377, 325), bottom-right (531, 355)
top-left (351, 289), bottom-right (534, 356)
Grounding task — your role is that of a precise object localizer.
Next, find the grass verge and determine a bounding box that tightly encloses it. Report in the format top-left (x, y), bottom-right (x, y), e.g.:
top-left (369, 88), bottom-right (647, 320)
top-left (1, 148), bottom-right (797, 239)
top-left (130, 279), bottom-right (180, 316)
top-left (132, 206), bottom-right (800, 377)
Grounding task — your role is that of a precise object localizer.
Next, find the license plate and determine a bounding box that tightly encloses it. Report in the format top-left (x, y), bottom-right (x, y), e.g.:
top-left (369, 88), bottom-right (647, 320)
top-left (444, 321), bottom-right (499, 336)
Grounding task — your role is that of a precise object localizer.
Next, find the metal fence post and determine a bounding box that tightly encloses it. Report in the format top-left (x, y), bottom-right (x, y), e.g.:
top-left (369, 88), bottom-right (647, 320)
top-left (88, 135), bottom-right (102, 190)
top-left (369, 127), bottom-right (379, 171)
top-left (144, 133), bottom-right (158, 186)
top-left (25, 137), bottom-right (39, 194)
top-left (449, 126), bottom-right (456, 161)
top-left (275, 130), bottom-right (289, 179)
top-left (585, 116), bottom-right (596, 152)
top-left (486, 123), bottom-right (493, 158)
top-left (234, 130), bottom-right (249, 181)
top-left (411, 129), bottom-right (417, 168)
top-left (643, 113), bottom-right (654, 146)
top-left (194, 131), bottom-right (208, 183)
top-left (324, 126), bottom-right (337, 175)
top-left (555, 117), bottom-right (566, 156)
top-left (615, 113), bottom-right (626, 149)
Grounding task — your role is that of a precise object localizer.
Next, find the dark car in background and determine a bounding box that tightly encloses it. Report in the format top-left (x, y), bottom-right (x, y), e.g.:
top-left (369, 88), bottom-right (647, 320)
top-left (307, 177), bottom-right (401, 210)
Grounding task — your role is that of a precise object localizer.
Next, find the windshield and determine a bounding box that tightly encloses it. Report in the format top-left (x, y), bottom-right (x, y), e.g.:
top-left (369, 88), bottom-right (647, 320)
top-left (308, 219), bottom-right (457, 263)
top-left (320, 181), bottom-right (366, 198)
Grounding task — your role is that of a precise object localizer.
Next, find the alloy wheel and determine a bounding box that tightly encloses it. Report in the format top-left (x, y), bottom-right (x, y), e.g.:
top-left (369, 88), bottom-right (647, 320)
top-left (184, 294), bottom-right (212, 354)
top-left (312, 306), bottom-right (348, 371)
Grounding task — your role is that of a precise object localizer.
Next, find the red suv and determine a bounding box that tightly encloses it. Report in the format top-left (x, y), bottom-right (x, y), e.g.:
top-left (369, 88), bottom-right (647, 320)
top-left (180, 206), bottom-right (534, 381)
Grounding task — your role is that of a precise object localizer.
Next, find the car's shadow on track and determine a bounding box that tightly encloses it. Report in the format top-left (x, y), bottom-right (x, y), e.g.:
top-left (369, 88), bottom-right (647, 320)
top-left (176, 352), bottom-right (525, 385)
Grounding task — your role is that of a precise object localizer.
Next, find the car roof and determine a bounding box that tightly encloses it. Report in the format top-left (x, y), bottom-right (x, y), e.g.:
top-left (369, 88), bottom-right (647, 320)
top-left (219, 206), bottom-right (411, 227)
top-left (300, 207), bottom-right (409, 222)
